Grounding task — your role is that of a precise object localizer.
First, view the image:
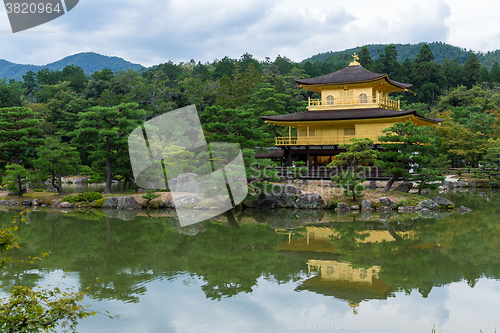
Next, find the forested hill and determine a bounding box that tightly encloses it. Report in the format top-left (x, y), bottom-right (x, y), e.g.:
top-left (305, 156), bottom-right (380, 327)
top-left (0, 52), bottom-right (144, 81)
top-left (303, 42), bottom-right (500, 68)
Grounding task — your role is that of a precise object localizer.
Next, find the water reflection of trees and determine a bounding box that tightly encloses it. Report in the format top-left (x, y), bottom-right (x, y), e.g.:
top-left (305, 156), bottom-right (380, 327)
top-left (0, 210), bottom-right (307, 302)
top-left (1, 196), bottom-right (500, 305)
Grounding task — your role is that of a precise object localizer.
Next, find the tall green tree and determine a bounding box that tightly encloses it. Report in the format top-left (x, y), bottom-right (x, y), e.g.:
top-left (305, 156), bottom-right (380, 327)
top-left (478, 146), bottom-right (500, 186)
top-left (0, 107), bottom-right (44, 165)
top-left (34, 137), bottom-right (81, 195)
top-left (410, 44), bottom-right (442, 104)
top-left (377, 121), bottom-right (435, 192)
top-left (60, 64), bottom-right (88, 93)
top-left (490, 61), bottom-right (500, 83)
top-left (75, 103), bottom-right (146, 193)
top-left (462, 53), bottom-right (481, 88)
top-left (0, 79), bottom-right (23, 107)
top-left (327, 138), bottom-right (378, 201)
top-left (357, 46), bottom-right (372, 69)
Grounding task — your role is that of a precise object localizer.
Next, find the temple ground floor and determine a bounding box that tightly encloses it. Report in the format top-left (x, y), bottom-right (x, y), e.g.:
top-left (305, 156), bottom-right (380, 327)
top-left (255, 146), bottom-right (391, 180)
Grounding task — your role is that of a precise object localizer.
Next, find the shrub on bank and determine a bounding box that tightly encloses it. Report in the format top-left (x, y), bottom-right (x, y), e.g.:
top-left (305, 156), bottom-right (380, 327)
top-left (62, 192), bottom-right (103, 204)
top-left (93, 198), bottom-right (106, 208)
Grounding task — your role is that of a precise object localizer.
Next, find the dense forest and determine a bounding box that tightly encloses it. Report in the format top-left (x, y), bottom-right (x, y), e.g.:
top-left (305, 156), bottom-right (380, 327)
top-left (1, 43), bottom-right (500, 194)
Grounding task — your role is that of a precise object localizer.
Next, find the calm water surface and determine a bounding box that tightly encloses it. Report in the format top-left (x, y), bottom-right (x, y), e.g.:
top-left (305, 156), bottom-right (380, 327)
top-left (1, 190), bottom-right (500, 333)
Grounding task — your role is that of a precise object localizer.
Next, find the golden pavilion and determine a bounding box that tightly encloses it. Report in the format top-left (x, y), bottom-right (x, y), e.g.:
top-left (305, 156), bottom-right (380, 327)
top-left (260, 54), bottom-right (442, 169)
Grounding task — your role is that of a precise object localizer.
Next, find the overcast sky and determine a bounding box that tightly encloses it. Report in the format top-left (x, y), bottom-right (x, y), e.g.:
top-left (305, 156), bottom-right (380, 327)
top-left (1, 0), bottom-right (498, 67)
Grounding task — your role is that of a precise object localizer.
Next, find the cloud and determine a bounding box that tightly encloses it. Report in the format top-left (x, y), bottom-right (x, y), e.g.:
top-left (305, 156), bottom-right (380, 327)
top-left (345, 0), bottom-right (451, 48)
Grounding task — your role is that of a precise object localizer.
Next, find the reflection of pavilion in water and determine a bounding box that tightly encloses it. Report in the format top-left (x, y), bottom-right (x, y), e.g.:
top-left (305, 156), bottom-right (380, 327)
top-left (278, 226), bottom-right (409, 313)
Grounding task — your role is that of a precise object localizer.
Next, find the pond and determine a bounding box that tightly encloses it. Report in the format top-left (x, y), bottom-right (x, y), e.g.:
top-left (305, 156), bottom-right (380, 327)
top-left (1, 189), bottom-right (499, 333)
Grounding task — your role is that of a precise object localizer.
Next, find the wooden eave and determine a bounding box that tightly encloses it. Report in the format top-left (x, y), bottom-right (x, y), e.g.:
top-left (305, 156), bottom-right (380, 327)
top-left (264, 114), bottom-right (441, 128)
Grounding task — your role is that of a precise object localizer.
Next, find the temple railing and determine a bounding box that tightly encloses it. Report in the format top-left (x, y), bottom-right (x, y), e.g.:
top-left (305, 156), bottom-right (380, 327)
top-left (308, 96), bottom-right (400, 110)
top-left (275, 135), bottom-right (381, 146)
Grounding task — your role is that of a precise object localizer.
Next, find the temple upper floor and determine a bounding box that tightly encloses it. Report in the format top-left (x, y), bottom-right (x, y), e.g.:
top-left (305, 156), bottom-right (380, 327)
top-left (295, 56), bottom-right (413, 111)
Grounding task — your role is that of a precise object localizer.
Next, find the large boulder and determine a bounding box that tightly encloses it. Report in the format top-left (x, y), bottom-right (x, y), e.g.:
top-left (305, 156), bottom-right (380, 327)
top-left (173, 194), bottom-right (202, 208)
top-left (380, 197), bottom-right (397, 209)
top-left (102, 197), bottom-right (119, 209)
top-left (164, 200), bottom-right (175, 209)
top-left (393, 181), bottom-right (413, 193)
top-left (283, 185), bottom-right (301, 195)
top-left (431, 196), bottom-right (454, 209)
top-left (257, 196), bottom-right (276, 209)
top-left (32, 199), bottom-right (39, 206)
top-left (21, 200), bottom-right (32, 206)
top-left (73, 177), bottom-right (89, 184)
top-left (361, 199), bottom-right (371, 211)
top-left (59, 202), bottom-right (77, 209)
top-left (335, 202), bottom-right (350, 211)
top-left (295, 193), bottom-right (325, 209)
top-left (168, 173), bottom-right (200, 192)
top-left (118, 196), bottom-right (140, 210)
top-left (416, 200), bottom-right (439, 211)
top-left (398, 206), bottom-right (416, 212)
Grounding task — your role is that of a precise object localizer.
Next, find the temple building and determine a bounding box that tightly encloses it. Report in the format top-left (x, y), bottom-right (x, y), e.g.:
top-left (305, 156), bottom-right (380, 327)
top-left (260, 54), bottom-right (443, 172)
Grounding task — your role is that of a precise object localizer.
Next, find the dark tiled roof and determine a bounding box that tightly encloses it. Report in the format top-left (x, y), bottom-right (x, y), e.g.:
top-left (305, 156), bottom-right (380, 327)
top-left (260, 108), bottom-right (443, 123)
top-left (295, 65), bottom-right (412, 89)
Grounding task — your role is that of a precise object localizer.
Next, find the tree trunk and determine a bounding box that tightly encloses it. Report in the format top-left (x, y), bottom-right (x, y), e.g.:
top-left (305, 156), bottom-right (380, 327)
top-left (14, 150), bottom-right (20, 164)
top-left (17, 175), bottom-right (22, 198)
top-left (105, 136), bottom-right (112, 194)
top-left (122, 177), bottom-right (128, 193)
top-left (51, 170), bottom-right (63, 195)
top-left (382, 174), bottom-right (398, 193)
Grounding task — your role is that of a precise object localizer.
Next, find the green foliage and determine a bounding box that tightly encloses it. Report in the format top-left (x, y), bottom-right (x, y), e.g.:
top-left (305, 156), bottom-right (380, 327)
top-left (35, 137), bottom-right (81, 195)
top-left (331, 171), bottom-right (366, 201)
top-left (142, 190), bottom-right (161, 206)
top-left (0, 106), bottom-right (44, 165)
top-left (377, 121), bottom-right (435, 192)
top-left (93, 198), bottom-right (107, 208)
top-left (2, 164), bottom-right (31, 197)
top-left (413, 155), bottom-right (447, 194)
top-left (326, 137), bottom-right (378, 170)
top-left (75, 102), bottom-right (146, 193)
top-left (478, 146), bottom-right (500, 186)
top-left (62, 192), bottom-right (103, 204)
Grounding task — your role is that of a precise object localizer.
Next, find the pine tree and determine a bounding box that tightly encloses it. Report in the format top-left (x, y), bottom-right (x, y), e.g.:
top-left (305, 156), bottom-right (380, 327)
top-left (0, 107), bottom-right (44, 165)
top-left (490, 62), bottom-right (500, 83)
top-left (75, 103), bottom-right (146, 193)
top-left (35, 137), bottom-right (81, 195)
top-left (377, 121), bottom-right (435, 192)
top-left (478, 146), bottom-right (500, 186)
top-left (463, 53), bottom-right (481, 88)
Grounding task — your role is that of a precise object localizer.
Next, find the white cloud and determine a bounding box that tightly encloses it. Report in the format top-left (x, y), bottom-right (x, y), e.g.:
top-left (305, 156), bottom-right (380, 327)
top-left (1, 0), bottom-right (500, 68)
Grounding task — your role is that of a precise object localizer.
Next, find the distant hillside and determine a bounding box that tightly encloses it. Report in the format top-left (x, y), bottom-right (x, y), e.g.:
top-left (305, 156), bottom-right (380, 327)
top-left (302, 42), bottom-right (500, 68)
top-left (0, 52), bottom-right (144, 81)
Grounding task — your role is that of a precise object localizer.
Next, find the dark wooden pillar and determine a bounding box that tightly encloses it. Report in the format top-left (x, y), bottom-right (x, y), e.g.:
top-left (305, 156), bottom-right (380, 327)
top-left (306, 146), bottom-right (310, 168)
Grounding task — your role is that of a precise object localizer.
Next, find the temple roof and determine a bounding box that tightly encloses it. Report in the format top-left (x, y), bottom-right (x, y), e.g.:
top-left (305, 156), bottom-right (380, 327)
top-left (260, 109), bottom-right (443, 124)
top-left (295, 65), bottom-right (412, 89)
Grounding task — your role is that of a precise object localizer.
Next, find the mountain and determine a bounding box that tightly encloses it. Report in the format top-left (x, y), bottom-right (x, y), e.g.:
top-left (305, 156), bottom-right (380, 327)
top-left (0, 52), bottom-right (144, 81)
top-left (302, 42), bottom-right (500, 68)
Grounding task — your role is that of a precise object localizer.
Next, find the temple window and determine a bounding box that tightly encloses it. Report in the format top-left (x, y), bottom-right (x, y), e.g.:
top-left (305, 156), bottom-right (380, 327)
top-left (359, 93), bottom-right (367, 103)
top-left (326, 95), bottom-right (335, 105)
top-left (344, 128), bottom-right (355, 136)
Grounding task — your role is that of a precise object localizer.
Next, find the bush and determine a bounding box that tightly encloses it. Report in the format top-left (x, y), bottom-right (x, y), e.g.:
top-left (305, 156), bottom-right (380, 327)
top-left (62, 192), bottom-right (103, 204)
top-left (33, 189), bottom-right (45, 192)
top-left (93, 198), bottom-right (106, 208)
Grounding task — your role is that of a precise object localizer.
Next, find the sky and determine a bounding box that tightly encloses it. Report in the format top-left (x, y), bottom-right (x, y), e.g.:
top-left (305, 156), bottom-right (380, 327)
top-left (1, 0), bottom-right (499, 67)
